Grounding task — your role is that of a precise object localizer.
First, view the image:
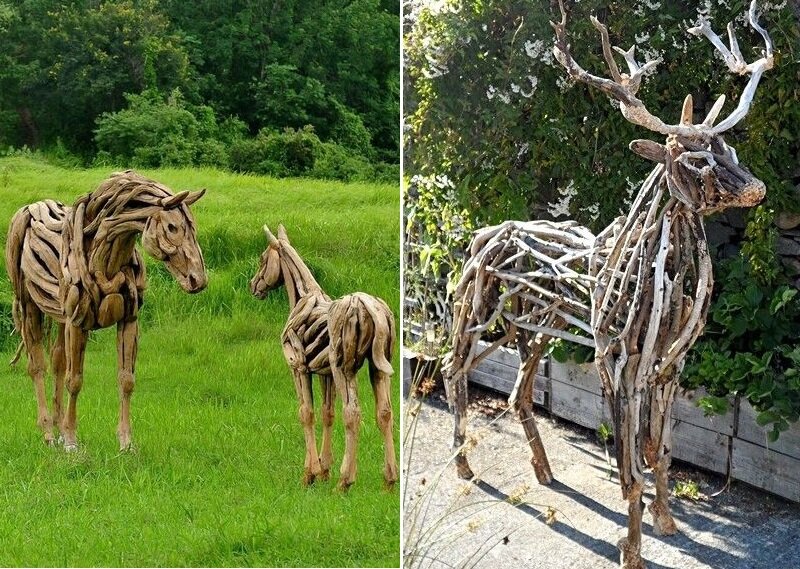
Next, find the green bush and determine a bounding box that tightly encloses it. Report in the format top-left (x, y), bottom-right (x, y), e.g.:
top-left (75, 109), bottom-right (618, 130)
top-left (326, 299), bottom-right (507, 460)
top-left (230, 126), bottom-right (321, 178)
top-left (312, 142), bottom-right (374, 182)
top-left (683, 208), bottom-right (800, 441)
top-left (94, 89), bottom-right (243, 168)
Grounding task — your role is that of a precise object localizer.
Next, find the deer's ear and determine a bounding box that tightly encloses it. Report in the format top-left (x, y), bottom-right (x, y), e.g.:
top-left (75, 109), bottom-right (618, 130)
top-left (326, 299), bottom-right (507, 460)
top-left (630, 139), bottom-right (667, 163)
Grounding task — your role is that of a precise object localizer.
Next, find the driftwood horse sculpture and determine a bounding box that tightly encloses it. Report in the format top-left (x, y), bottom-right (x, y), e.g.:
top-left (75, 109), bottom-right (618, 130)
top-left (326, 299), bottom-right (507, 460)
top-left (6, 170), bottom-right (207, 451)
top-left (250, 225), bottom-right (397, 490)
top-left (444, 2), bottom-right (773, 567)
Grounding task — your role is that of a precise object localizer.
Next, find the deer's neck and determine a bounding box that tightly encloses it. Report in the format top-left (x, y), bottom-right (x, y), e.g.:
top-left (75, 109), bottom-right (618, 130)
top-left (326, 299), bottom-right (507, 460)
top-left (279, 244), bottom-right (328, 310)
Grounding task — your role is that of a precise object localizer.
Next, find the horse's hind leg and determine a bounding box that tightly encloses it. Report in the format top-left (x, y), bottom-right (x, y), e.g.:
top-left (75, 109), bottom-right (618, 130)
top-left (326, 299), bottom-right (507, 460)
top-left (21, 304), bottom-right (54, 445)
top-left (318, 373), bottom-right (335, 481)
top-left (369, 361), bottom-right (398, 488)
top-left (62, 324), bottom-right (87, 451)
top-left (50, 323), bottom-right (66, 442)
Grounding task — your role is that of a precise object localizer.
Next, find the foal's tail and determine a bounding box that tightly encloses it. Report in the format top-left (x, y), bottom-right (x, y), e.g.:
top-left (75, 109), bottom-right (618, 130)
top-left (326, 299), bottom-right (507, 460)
top-left (329, 293), bottom-right (395, 376)
top-left (5, 206), bottom-right (31, 366)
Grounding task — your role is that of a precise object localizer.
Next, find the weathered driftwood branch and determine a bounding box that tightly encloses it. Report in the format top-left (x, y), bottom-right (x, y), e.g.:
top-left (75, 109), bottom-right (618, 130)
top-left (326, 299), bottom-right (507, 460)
top-left (250, 224), bottom-right (397, 490)
top-left (6, 171), bottom-right (207, 450)
top-left (443, 2), bottom-right (773, 568)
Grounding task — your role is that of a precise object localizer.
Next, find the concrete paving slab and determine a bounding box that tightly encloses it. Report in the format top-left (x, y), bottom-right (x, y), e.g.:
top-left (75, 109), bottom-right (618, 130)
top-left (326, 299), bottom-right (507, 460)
top-left (403, 389), bottom-right (800, 569)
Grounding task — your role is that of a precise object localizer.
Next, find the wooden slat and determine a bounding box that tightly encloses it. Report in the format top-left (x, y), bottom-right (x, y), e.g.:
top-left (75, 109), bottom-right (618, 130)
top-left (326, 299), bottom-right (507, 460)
top-left (550, 360), bottom-right (602, 396)
top-left (672, 388), bottom-right (734, 435)
top-left (671, 420), bottom-right (730, 474)
top-left (476, 340), bottom-right (546, 375)
top-left (737, 400), bottom-right (800, 457)
top-left (732, 438), bottom-right (800, 502)
top-left (550, 381), bottom-right (611, 430)
top-left (468, 368), bottom-right (548, 407)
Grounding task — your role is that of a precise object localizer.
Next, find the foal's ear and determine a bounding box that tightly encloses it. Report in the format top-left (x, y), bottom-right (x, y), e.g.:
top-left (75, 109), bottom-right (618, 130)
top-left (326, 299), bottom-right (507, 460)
top-left (263, 225), bottom-right (279, 245)
top-left (161, 190), bottom-right (190, 209)
top-left (277, 224), bottom-right (289, 241)
top-left (630, 139), bottom-right (667, 163)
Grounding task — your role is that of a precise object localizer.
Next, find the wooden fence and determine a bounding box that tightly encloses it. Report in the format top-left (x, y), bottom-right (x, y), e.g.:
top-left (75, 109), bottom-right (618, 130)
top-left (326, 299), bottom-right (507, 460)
top-left (403, 341), bottom-right (800, 502)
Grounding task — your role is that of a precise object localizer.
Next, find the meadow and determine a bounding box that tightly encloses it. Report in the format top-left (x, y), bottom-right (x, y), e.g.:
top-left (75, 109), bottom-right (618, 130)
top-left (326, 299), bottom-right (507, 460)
top-left (0, 156), bottom-right (400, 567)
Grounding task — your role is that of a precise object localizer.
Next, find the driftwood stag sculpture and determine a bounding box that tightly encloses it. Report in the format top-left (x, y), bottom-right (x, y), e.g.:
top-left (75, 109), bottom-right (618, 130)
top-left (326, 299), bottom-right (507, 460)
top-left (444, 2), bottom-right (773, 567)
top-left (6, 171), bottom-right (207, 451)
top-left (250, 225), bottom-right (397, 490)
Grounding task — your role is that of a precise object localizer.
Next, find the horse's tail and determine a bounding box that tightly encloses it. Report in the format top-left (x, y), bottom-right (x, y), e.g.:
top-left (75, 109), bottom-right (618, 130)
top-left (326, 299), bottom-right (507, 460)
top-left (5, 206), bottom-right (36, 367)
top-left (330, 293), bottom-right (395, 376)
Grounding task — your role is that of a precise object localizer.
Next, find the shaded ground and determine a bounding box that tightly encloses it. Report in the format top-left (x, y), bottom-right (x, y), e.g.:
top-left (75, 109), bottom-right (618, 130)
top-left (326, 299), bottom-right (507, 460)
top-left (403, 384), bottom-right (800, 569)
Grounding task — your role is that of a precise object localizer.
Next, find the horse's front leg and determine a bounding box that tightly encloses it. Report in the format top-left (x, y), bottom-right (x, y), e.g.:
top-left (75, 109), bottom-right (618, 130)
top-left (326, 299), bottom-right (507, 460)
top-left (116, 319), bottom-right (138, 451)
top-left (291, 368), bottom-right (322, 485)
top-left (62, 324), bottom-right (88, 451)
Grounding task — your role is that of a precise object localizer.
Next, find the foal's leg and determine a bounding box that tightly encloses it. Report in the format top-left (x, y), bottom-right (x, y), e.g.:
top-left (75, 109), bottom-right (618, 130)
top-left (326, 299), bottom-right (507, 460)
top-left (51, 323), bottom-right (66, 442)
top-left (292, 369), bottom-right (322, 485)
top-left (21, 305), bottom-right (54, 445)
top-left (370, 361), bottom-right (398, 488)
top-left (319, 373), bottom-right (335, 481)
top-left (332, 363), bottom-right (361, 491)
top-left (116, 319), bottom-right (138, 451)
top-left (62, 324), bottom-right (87, 451)
top-left (646, 381), bottom-right (678, 536)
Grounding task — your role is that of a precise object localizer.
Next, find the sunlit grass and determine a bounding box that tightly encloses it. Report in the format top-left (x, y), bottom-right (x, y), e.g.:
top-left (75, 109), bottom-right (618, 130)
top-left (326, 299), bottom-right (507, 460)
top-left (0, 156), bottom-right (400, 567)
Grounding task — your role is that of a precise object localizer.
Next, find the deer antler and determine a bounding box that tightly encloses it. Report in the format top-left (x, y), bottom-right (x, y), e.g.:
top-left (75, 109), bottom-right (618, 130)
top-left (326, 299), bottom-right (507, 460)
top-left (551, 0), bottom-right (773, 137)
top-left (687, 0), bottom-right (774, 133)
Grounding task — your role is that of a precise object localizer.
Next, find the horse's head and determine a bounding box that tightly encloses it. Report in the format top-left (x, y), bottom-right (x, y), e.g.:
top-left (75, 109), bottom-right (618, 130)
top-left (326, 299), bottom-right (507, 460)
top-left (250, 225), bottom-right (287, 299)
top-left (142, 189), bottom-right (208, 294)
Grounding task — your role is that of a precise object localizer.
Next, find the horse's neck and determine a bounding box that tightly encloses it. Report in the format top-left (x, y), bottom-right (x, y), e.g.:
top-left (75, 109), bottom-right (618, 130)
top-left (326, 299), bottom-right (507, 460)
top-left (280, 244), bottom-right (327, 309)
top-left (87, 222), bottom-right (143, 276)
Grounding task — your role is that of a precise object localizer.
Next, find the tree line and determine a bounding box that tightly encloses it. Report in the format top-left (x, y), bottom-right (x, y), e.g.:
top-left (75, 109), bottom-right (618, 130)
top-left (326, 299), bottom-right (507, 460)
top-left (0, 0), bottom-right (400, 181)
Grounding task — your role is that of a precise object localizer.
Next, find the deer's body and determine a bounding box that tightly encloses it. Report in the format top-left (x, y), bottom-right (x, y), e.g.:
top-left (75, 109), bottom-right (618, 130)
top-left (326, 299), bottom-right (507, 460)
top-left (445, 2), bottom-right (773, 567)
top-left (6, 171), bottom-right (207, 451)
top-left (251, 225), bottom-right (397, 489)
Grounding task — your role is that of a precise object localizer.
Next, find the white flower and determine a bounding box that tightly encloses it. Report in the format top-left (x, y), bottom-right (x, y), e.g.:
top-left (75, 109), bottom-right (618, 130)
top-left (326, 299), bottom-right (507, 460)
top-left (547, 180), bottom-right (576, 218)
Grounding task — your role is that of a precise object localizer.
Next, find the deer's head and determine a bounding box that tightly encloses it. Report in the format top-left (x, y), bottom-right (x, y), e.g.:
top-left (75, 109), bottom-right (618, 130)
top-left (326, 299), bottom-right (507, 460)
top-left (552, 0), bottom-right (773, 214)
top-left (142, 189), bottom-right (208, 293)
top-left (250, 225), bottom-right (287, 299)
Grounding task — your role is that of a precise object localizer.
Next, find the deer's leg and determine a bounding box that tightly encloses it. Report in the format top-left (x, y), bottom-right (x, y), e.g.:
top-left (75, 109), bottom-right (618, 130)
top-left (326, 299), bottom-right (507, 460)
top-left (513, 334), bottom-right (553, 486)
top-left (21, 305), bottom-right (54, 445)
top-left (291, 368), bottom-right (321, 486)
top-left (619, 481), bottom-right (647, 569)
top-left (370, 361), bottom-right (398, 488)
top-left (51, 323), bottom-right (66, 443)
top-left (116, 319), bottom-right (138, 451)
top-left (645, 381), bottom-right (678, 536)
top-left (451, 367), bottom-right (474, 480)
top-left (318, 373), bottom-right (335, 481)
top-left (62, 324), bottom-right (87, 451)
top-left (332, 362), bottom-right (361, 491)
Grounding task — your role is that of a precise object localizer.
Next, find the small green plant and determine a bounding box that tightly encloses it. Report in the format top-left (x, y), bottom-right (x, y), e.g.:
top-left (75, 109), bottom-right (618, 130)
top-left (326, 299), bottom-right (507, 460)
top-left (597, 422), bottom-right (613, 444)
top-left (673, 480), bottom-right (702, 501)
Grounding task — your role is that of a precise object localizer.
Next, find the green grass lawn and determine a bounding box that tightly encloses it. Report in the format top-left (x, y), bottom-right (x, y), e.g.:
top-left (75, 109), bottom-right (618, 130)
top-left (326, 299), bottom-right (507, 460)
top-left (0, 156), bottom-right (400, 567)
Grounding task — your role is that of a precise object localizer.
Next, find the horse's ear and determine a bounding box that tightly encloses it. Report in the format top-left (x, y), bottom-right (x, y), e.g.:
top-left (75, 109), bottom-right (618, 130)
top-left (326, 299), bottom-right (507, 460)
top-left (277, 224), bottom-right (288, 241)
top-left (630, 139), bottom-right (667, 163)
top-left (183, 188), bottom-right (206, 206)
top-left (264, 225), bottom-right (279, 245)
top-left (161, 190), bottom-right (189, 209)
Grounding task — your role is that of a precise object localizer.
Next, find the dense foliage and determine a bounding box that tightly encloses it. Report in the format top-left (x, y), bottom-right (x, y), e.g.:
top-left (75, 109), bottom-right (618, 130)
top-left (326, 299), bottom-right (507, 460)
top-left (0, 0), bottom-right (399, 179)
top-left (404, 0), bottom-right (800, 435)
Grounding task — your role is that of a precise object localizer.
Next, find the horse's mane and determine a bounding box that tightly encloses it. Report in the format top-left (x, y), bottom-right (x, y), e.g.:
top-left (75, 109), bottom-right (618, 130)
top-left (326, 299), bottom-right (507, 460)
top-left (77, 170), bottom-right (174, 235)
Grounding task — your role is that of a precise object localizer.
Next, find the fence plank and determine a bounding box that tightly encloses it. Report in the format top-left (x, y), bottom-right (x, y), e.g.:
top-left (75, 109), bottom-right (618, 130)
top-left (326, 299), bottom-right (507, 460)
top-left (672, 388), bottom-right (735, 436)
top-left (736, 400), bottom-right (800, 458)
top-left (732, 438), bottom-right (800, 502)
top-left (671, 420), bottom-right (730, 474)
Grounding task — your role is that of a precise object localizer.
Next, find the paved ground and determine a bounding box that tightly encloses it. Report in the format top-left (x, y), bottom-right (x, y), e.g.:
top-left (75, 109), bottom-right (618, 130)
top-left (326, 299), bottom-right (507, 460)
top-left (403, 386), bottom-right (800, 569)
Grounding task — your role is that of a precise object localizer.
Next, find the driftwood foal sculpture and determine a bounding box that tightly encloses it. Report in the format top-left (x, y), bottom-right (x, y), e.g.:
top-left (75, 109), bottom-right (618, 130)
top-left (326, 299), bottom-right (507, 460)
top-left (444, 2), bottom-right (773, 567)
top-left (6, 171), bottom-right (207, 451)
top-left (250, 225), bottom-right (397, 489)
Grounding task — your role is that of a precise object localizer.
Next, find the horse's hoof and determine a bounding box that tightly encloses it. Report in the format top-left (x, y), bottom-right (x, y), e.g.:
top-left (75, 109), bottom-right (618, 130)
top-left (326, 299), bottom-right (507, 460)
top-left (318, 469), bottom-right (330, 482)
top-left (63, 443), bottom-right (78, 453)
top-left (302, 472), bottom-right (317, 486)
top-left (384, 478), bottom-right (397, 491)
top-left (337, 479), bottom-right (354, 493)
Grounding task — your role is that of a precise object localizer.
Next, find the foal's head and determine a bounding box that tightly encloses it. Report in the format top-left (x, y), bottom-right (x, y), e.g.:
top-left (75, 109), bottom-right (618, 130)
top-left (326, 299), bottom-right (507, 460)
top-left (142, 189), bottom-right (208, 294)
top-left (250, 225), bottom-right (288, 299)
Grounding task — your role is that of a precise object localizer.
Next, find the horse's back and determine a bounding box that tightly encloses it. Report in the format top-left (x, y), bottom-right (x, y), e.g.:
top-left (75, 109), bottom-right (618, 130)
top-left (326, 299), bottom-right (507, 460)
top-left (6, 200), bottom-right (68, 319)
